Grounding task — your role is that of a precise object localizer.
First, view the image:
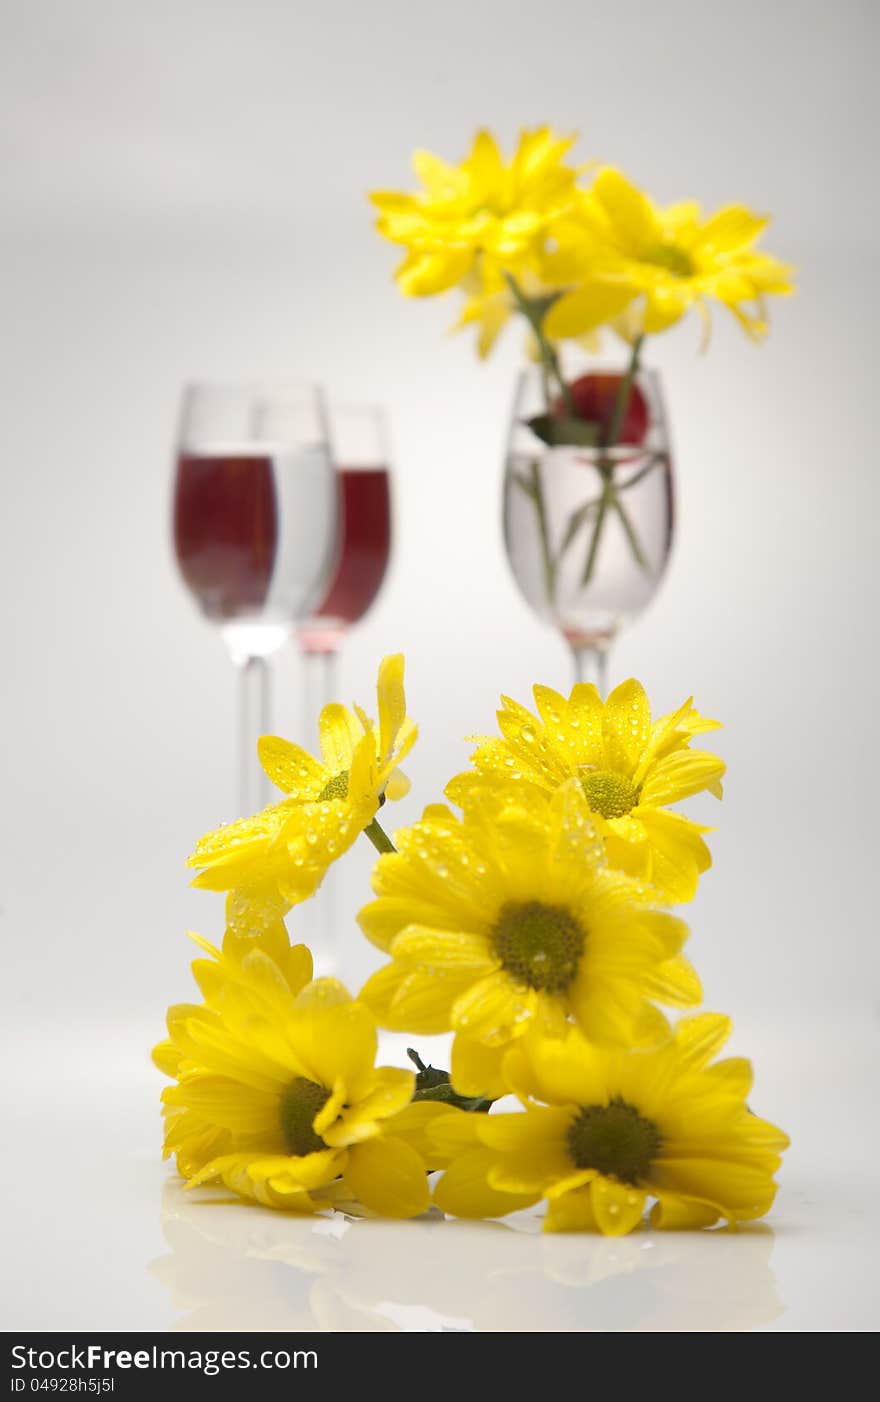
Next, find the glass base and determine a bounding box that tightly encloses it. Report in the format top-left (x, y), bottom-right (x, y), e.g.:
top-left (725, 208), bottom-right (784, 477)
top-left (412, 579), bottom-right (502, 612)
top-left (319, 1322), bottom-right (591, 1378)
top-left (222, 620), bottom-right (290, 664)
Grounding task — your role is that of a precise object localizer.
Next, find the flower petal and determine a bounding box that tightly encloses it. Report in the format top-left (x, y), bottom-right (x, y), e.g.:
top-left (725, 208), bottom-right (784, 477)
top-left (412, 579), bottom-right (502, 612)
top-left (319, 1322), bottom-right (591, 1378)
top-left (589, 1177), bottom-right (646, 1236)
top-left (544, 1185), bottom-right (599, 1232)
top-left (433, 1148), bottom-right (539, 1219)
top-left (450, 971), bottom-right (536, 1046)
top-left (344, 1135), bottom-right (430, 1218)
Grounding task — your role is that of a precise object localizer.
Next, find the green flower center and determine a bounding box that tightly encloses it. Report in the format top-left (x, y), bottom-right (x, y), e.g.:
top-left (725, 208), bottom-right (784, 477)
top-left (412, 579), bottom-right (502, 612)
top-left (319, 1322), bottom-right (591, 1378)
top-left (567, 1099), bottom-right (661, 1184)
top-left (317, 770), bottom-right (350, 802)
top-left (492, 900), bottom-right (584, 993)
top-left (279, 1077), bottom-right (331, 1156)
top-left (580, 769), bottom-right (640, 820)
top-left (641, 241), bottom-right (694, 278)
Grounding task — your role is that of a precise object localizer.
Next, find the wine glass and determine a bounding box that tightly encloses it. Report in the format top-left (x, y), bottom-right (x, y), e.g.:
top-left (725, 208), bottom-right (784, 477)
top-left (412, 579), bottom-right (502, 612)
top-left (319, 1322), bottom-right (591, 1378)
top-left (173, 381), bottom-right (338, 812)
top-left (294, 403), bottom-right (393, 975)
top-left (296, 404), bottom-right (393, 726)
top-left (503, 363), bottom-right (674, 694)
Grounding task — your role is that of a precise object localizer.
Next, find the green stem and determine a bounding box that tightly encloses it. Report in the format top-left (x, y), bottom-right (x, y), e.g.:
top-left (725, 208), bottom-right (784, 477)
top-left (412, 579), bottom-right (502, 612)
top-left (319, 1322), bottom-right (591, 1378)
top-left (504, 272), bottom-right (573, 412)
top-left (601, 335), bottom-right (644, 451)
top-left (582, 470), bottom-right (615, 586)
top-left (363, 817), bottom-right (396, 855)
top-left (612, 492), bottom-right (648, 569)
top-left (581, 336), bottom-right (649, 585)
top-left (529, 458), bottom-right (556, 602)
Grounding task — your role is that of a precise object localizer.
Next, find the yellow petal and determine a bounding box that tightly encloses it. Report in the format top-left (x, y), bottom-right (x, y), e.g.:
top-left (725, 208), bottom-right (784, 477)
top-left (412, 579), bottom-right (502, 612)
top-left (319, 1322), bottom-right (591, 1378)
top-left (384, 767), bottom-right (411, 802)
top-left (649, 1195), bottom-right (720, 1230)
top-left (318, 704), bottom-right (361, 772)
top-left (386, 1100), bottom-right (455, 1167)
top-left (592, 166), bottom-right (659, 246)
top-left (450, 970), bottom-right (536, 1046)
top-left (544, 279), bottom-right (635, 340)
top-left (451, 1035), bottom-right (508, 1099)
top-left (589, 1177), bottom-right (646, 1236)
top-left (602, 678), bottom-right (652, 776)
top-left (377, 653), bottom-right (406, 762)
top-left (257, 736), bottom-right (325, 795)
top-left (640, 750), bottom-right (726, 806)
top-left (288, 982), bottom-right (377, 1097)
top-left (644, 952), bottom-right (702, 1008)
top-left (695, 205), bottom-right (768, 253)
top-left (396, 248), bottom-right (474, 297)
top-left (322, 1066), bottom-right (416, 1147)
top-left (344, 1135), bottom-right (430, 1218)
top-left (390, 924), bottom-right (496, 973)
top-left (433, 1148), bottom-right (539, 1219)
top-left (672, 1013), bottom-right (733, 1070)
top-left (360, 963), bottom-right (468, 1034)
top-left (544, 1185), bottom-right (599, 1232)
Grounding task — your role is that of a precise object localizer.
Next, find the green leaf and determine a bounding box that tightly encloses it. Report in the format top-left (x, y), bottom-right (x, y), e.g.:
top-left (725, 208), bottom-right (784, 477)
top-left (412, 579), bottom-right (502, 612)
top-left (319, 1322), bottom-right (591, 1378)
top-left (407, 1048), bottom-right (494, 1113)
top-left (526, 414), bottom-right (600, 448)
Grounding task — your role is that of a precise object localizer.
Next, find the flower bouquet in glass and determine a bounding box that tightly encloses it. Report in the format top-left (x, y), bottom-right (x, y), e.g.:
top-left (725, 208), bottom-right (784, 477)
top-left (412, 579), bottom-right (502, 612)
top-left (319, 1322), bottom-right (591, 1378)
top-left (370, 128), bottom-right (794, 686)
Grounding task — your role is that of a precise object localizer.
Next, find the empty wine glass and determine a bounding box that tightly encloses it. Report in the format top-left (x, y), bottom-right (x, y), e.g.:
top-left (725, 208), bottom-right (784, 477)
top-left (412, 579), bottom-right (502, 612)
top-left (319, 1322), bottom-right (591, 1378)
top-left (503, 364), bottom-right (674, 693)
top-left (173, 381), bottom-right (338, 812)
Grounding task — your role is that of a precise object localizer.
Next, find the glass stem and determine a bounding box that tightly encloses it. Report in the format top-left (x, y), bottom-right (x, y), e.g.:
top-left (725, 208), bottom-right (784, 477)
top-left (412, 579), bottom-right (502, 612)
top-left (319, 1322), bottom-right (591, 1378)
top-left (569, 641), bottom-right (609, 697)
top-left (236, 655), bottom-right (271, 815)
top-left (300, 645), bottom-right (339, 740)
top-left (299, 643), bottom-right (341, 977)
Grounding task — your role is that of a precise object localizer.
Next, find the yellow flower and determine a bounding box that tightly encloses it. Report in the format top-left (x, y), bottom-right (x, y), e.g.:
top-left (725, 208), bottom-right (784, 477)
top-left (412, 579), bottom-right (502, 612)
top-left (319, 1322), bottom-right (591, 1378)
top-left (450, 678), bottom-right (725, 903)
top-left (359, 780), bottom-right (700, 1097)
top-left (544, 167), bottom-right (795, 343)
top-left (370, 126), bottom-right (580, 298)
top-left (153, 923), bottom-right (430, 1217)
top-left (431, 1013), bottom-right (789, 1234)
top-left (187, 654), bottom-right (416, 920)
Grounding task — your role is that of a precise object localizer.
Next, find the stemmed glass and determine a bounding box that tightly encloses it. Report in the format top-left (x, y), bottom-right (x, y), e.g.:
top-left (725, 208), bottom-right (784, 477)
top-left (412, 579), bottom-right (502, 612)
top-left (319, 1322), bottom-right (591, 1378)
top-left (503, 363), bottom-right (674, 694)
top-left (173, 381), bottom-right (338, 812)
top-left (294, 403), bottom-right (393, 974)
top-left (297, 404), bottom-right (393, 727)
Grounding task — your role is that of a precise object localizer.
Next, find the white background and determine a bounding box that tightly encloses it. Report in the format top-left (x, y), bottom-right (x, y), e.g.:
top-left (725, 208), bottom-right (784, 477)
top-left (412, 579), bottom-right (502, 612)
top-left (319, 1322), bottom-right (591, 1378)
top-left (2, 0), bottom-right (879, 1331)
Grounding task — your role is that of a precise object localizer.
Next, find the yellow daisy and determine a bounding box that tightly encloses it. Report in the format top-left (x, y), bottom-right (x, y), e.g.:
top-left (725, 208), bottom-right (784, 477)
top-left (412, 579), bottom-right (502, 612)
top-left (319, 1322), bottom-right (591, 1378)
top-left (543, 166), bottom-right (795, 343)
top-left (449, 678), bottom-right (725, 902)
top-left (432, 1014), bottom-right (789, 1234)
top-left (359, 780), bottom-right (700, 1098)
top-left (187, 654), bottom-right (416, 920)
top-left (153, 923), bottom-right (430, 1217)
top-left (370, 125), bottom-right (580, 298)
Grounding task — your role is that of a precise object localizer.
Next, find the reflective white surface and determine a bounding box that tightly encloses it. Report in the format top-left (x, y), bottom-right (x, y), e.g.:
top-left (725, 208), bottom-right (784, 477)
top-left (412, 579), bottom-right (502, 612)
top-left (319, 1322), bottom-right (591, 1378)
top-left (3, 1018), bottom-right (877, 1332)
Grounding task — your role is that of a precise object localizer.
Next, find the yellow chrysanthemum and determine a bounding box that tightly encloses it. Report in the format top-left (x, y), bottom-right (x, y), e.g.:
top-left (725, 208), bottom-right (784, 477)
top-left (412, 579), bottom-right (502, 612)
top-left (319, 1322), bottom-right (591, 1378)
top-left (370, 126), bottom-right (580, 298)
top-left (544, 167), bottom-right (795, 343)
top-left (153, 923), bottom-right (431, 1217)
top-left (431, 1014), bottom-right (789, 1235)
top-left (187, 654), bottom-right (416, 921)
top-left (359, 781), bottom-right (701, 1097)
top-left (450, 678), bottom-right (725, 903)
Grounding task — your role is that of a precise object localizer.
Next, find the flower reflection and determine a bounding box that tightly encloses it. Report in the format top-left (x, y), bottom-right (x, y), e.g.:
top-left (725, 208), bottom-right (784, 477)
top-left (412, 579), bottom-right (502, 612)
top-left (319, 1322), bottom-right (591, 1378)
top-left (151, 1181), bottom-right (784, 1332)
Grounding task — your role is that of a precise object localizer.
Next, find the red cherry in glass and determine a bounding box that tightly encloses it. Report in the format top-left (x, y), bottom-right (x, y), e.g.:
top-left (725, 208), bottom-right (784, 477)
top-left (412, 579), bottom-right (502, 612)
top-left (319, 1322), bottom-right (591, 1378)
top-left (556, 373), bottom-right (650, 445)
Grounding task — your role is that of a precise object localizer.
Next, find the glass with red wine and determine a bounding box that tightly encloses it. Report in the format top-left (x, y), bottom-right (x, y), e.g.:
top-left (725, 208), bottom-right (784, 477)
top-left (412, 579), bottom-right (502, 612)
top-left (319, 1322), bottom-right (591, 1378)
top-left (297, 404), bottom-right (393, 725)
top-left (293, 403), bottom-right (392, 973)
top-left (173, 381), bottom-right (338, 813)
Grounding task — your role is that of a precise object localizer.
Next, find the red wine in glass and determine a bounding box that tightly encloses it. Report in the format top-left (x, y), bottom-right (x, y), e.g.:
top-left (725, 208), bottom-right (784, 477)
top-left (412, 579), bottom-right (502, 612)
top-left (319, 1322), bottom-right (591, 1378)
top-left (300, 466), bottom-right (391, 651)
top-left (174, 451), bottom-right (279, 621)
top-left (171, 381), bottom-right (337, 817)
